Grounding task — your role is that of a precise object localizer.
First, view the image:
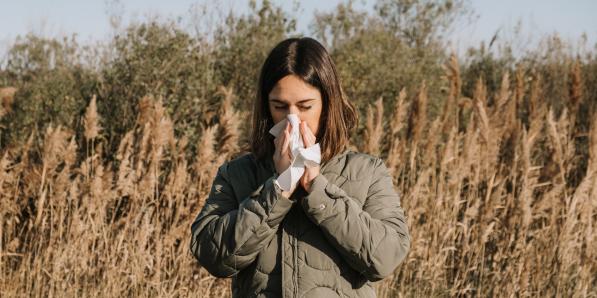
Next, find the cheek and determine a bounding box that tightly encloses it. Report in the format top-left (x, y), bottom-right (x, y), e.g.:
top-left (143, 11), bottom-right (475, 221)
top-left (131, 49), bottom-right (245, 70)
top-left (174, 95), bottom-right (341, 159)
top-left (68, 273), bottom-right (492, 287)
top-left (269, 106), bottom-right (283, 123)
top-left (307, 106), bottom-right (323, 135)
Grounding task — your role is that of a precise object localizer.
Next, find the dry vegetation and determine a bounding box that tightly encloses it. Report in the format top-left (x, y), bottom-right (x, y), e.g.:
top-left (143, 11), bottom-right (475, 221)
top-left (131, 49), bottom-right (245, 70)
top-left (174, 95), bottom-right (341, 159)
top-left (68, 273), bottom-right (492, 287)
top-left (0, 56), bottom-right (595, 297)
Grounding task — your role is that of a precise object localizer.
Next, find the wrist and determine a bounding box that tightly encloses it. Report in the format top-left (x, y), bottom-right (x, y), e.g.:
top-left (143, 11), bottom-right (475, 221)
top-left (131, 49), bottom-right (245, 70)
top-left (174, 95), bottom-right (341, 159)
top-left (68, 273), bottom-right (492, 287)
top-left (273, 174), bottom-right (292, 199)
top-left (304, 174), bottom-right (319, 193)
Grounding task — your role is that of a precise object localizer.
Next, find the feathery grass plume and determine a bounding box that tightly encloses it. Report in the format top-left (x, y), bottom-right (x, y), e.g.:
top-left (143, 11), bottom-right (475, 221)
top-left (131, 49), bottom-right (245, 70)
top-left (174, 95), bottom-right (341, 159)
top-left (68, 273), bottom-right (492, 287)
top-left (0, 152), bottom-right (15, 203)
top-left (0, 87), bottom-right (17, 114)
top-left (0, 152), bottom-right (17, 261)
top-left (163, 135), bottom-right (189, 202)
top-left (584, 114), bottom-right (597, 266)
top-left (136, 121), bottom-right (152, 178)
top-left (494, 72), bottom-right (510, 111)
top-left (501, 72), bottom-right (517, 132)
top-left (216, 85), bottom-right (241, 160)
top-left (194, 124), bottom-right (219, 195)
top-left (115, 131), bottom-right (136, 197)
top-left (528, 74), bottom-right (542, 118)
top-left (436, 123), bottom-right (458, 208)
top-left (589, 114), bottom-right (597, 174)
top-left (546, 108), bottom-right (573, 189)
top-left (497, 71), bottom-right (520, 167)
top-left (565, 114), bottom-right (597, 295)
top-left (5, 133), bottom-right (35, 216)
top-left (407, 81), bottom-right (428, 177)
top-left (515, 67), bottom-right (525, 113)
top-left (237, 109), bottom-right (253, 152)
top-left (133, 96), bottom-right (174, 201)
top-left (150, 97), bottom-right (175, 163)
top-left (519, 127), bottom-right (540, 228)
top-left (83, 95), bottom-right (102, 178)
top-left (473, 78), bottom-right (490, 141)
top-left (514, 65), bottom-right (526, 102)
top-left (519, 104), bottom-right (545, 222)
top-left (83, 95), bottom-right (102, 141)
top-left (411, 82), bottom-right (428, 142)
top-left (134, 96), bottom-right (154, 187)
top-left (440, 53), bottom-right (461, 132)
top-left (162, 138), bottom-right (193, 243)
top-left (473, 77), bottom-right (501, 177)
top-left (460, 111), bottom-right (480, 183)
top-left (386, 89), bottom-right (409, 176)
top-left (89, 156), bottom-right (105, 206)
top-left (363, 97), bottom-right (384, 156)
top-left (568, 59), bottom-right (583, 119)
top-left (527, 75), bottom-right (547, 134)
top-left (422, 117), bottom-right (441, 169)
top-left (440, 125), bottom-right (457, 170)
top-left (146, 97), bottom-right (175, 201)
top-left (35, 124), bottom-right (72, 226)
top-left (136, 95), bottom-right (154, 126)
top-left (490, 72), bottom-right (512, 161)
top-left (41, 124), bottom-right (72, 175)
top-left (390, 88), bottom-right (409, 139)
top-left (52, 136), bottom-right (78, 240)
top-left (559, 181), bottom-right (582, 294)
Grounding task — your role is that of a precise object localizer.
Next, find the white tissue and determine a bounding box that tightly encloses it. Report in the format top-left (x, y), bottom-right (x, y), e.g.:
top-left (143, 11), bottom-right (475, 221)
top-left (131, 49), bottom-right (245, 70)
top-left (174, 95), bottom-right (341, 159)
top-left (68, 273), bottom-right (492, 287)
top-left (269, 114), bottom-right (321, 191)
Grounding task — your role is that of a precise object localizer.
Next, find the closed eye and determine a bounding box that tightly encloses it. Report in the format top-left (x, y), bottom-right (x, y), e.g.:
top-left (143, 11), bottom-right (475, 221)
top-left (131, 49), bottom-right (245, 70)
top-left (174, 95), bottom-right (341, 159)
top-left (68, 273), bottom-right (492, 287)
top-left (273, 105), bottom-right (311, 110)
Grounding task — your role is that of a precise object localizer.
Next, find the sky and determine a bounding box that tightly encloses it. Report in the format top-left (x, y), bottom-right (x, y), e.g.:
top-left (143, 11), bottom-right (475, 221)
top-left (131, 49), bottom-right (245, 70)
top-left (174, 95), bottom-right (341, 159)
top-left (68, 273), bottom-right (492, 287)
top-left (0, 0), bottom-right (596, 57)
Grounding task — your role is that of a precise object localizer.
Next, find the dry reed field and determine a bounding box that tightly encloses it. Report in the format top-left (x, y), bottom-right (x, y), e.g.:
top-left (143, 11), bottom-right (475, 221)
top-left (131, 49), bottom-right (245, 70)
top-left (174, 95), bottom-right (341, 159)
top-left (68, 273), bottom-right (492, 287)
top-left (0, 56), bottom-right (595, 297)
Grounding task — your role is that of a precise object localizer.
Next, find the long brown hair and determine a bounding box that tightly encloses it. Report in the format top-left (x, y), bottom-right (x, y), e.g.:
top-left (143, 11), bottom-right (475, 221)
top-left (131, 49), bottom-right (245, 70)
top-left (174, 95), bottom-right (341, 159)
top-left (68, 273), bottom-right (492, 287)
top-left (250, 37), bottom-right (358, 165)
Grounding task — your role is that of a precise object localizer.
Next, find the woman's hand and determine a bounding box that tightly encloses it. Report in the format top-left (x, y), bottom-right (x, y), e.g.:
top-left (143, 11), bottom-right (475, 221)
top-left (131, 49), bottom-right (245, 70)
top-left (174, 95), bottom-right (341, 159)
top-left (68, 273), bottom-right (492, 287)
top-left (300, 121), bottom-right (320, 193)
top-left (273, 121), bottom-right (296, 198)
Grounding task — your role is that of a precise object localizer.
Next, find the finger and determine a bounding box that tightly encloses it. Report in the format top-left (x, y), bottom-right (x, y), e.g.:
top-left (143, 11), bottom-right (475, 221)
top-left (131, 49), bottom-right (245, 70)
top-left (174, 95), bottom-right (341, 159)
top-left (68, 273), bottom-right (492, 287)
top-left (308, 131), bottom-right (315, 147)
top-left (299, 122), bottom-right (308, 146)
top-left (308, 131), bottom-right (316, 146)
top-left (305, 122), bottom-right (316, 144)
top-left (281, 129), bottom-right (290, 154)
top-left (280, 122), bottom-right (289, 148)
top-left (276, 122), bottom-right (289, 148)
top-left (275, 128), bottom-right (284, 147)
top-left (274, 137), bottom-right (281, 157)
top-left (301, 122), bottom-right (314, 147)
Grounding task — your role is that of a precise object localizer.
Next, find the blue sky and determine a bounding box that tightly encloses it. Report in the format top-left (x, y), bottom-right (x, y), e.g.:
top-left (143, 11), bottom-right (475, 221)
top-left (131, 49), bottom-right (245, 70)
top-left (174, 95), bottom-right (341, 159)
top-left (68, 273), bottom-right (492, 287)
top-left (1, 0), bottom-right (596, 57)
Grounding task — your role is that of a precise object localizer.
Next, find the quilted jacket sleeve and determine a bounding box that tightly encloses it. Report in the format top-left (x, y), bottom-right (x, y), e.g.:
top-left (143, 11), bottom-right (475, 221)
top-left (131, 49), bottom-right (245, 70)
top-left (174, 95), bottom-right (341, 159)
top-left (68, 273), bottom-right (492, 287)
top-left (300, 157), bottom-right (410, 281)
top-left (190, 161), bottom-right (294, 278)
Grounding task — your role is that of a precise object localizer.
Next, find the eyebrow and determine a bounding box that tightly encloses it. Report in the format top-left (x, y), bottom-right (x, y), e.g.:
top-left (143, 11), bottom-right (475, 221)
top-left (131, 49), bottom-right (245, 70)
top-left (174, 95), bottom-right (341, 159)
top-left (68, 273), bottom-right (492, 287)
top-left (269, 98), bottom-right (316, 104)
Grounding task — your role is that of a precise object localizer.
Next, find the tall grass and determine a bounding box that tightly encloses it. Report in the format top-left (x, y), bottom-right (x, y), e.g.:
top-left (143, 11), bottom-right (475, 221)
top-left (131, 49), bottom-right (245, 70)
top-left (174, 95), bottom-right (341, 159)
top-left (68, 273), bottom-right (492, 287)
top-left (1, 55), bottom-right (595, 297)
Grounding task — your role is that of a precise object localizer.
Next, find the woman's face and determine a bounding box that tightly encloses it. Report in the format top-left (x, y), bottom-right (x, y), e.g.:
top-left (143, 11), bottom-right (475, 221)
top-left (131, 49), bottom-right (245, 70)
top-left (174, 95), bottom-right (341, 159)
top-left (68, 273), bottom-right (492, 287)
top-left (268, 74), bottom-right (323, 138)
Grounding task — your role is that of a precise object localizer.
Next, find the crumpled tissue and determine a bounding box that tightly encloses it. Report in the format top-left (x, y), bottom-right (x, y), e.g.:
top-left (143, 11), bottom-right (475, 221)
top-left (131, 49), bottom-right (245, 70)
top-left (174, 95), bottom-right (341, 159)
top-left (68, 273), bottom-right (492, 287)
top-left (269, 114), bottom-right (321, 191)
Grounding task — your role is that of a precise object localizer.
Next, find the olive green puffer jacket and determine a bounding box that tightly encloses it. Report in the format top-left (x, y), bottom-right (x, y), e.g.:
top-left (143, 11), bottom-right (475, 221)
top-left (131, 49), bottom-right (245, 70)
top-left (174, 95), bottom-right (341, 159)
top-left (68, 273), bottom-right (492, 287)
top-left (190, 149), bottom-right (410, 297)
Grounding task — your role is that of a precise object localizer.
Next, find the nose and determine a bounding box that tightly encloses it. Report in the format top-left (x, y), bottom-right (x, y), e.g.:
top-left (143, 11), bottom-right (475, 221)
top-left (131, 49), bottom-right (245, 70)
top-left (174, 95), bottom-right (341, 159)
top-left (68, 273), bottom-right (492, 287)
top-left (288, 105), bottom-right (300, 115)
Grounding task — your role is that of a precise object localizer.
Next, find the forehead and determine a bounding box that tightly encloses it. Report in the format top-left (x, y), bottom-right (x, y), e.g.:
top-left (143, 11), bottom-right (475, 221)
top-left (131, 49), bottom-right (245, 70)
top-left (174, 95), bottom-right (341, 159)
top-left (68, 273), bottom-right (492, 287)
top-left (268, 75), bottom-right (321, 103)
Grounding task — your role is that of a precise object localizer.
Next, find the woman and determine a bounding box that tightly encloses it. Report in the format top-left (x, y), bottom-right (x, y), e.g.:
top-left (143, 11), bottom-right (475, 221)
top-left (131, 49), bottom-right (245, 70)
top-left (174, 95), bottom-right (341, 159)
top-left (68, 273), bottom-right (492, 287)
top-left (190, 37), bottom-right (410, 297)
